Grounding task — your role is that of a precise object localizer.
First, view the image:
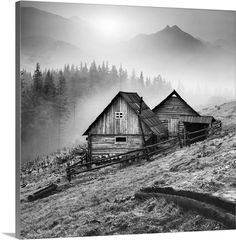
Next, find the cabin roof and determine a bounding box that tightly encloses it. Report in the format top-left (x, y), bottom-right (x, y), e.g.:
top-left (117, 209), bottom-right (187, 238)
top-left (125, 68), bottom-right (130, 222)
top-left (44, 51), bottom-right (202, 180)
top-left (83, 91), bottom-right (167, 136)
top-left (179, 115), bottom-right (216, 124)
top-left (152, 89), bottom-right (200, 116)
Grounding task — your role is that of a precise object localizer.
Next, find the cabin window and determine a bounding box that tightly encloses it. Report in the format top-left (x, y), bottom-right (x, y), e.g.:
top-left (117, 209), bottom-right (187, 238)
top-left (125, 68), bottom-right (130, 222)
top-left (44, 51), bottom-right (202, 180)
top-left (115, 112), bottom-right (124, 119)
top-left (115, 136), bottom-right (127, 143)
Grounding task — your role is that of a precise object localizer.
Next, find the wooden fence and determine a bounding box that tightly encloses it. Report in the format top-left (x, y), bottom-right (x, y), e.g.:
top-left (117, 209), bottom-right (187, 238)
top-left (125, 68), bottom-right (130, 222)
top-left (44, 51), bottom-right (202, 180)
top-left (66, 121), bottom-right (222, 181)
top-left (66, 137), bottom-right (179, 181)
top-left (179, 121), bottom-right (222, 147)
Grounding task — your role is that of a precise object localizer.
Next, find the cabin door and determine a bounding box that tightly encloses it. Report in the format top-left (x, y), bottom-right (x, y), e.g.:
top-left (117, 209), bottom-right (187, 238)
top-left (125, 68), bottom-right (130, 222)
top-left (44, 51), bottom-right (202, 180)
top-left (168, 119), bottom-right (179, 136)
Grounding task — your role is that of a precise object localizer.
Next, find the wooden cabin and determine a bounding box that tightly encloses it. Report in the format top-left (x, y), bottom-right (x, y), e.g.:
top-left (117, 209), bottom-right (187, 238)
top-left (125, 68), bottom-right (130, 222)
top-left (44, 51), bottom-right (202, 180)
top-left (152, 90), bottom-right (217, 141)
top-left (83, 91), bottom-right (167, 159)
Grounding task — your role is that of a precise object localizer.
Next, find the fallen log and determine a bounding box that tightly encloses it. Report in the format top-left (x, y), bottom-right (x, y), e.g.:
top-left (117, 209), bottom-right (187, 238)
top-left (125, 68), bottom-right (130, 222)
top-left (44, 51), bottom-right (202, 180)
top-left (135, 186), bottom-right (236, 229)
top-left (28, 183), bottom-right (58, 201)
top-left (140, 186), bottom-right (236, 215)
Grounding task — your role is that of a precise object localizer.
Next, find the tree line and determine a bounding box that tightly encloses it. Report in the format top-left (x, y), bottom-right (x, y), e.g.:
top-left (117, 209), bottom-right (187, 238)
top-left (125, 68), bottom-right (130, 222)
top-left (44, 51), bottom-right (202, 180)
top-left (21, 61), bottom-right (172, 162)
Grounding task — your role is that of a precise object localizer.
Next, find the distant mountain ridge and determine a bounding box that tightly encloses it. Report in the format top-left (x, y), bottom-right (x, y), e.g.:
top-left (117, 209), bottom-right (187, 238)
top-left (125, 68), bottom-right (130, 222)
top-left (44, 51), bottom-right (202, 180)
top-left (21, 35), bottom-right (81, 69)
top-left (127, 25), bottom-right (207, 57)
top-left (20, 7), bottom-right (104, 50)
top-left (20, 7), bottom-right (232, 82)
top-left (20, 7), bottom-right (97, 69)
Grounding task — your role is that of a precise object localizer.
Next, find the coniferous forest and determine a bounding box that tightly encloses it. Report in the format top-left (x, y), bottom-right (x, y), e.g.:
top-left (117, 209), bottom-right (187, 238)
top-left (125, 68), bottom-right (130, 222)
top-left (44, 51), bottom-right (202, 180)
top-left (21, 61), bottom-right (172, 163)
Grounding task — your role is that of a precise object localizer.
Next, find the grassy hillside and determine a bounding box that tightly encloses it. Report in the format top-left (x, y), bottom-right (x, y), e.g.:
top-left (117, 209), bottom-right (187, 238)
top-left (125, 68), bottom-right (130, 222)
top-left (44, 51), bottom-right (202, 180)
top-left (200, 101), bottom-right (236, 129)
top-left (20, 128), bottom-right (236, 238)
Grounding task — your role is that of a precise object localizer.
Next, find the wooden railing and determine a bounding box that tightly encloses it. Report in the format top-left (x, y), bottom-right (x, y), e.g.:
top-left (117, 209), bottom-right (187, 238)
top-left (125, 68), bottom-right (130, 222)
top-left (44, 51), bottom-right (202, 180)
top-left (66, 121), bottom-right (222, 182)
top-left (66, 137), bottom-right (178, 181)
top-left (179, 121), bottom-right (222, 147)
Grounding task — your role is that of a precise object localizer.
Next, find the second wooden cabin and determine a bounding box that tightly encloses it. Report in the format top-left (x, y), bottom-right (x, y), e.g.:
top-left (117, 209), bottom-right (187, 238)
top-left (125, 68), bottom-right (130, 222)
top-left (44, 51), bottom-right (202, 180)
top-left (152, 90), bottom-right (217, 142)
top-left (83, 91), bottom-right (168, 159)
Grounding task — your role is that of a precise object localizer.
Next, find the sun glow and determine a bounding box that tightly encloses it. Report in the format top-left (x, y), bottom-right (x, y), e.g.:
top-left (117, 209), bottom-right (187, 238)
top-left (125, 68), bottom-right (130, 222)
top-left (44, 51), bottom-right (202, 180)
top-left (97, 17), bottom-right (123, 39)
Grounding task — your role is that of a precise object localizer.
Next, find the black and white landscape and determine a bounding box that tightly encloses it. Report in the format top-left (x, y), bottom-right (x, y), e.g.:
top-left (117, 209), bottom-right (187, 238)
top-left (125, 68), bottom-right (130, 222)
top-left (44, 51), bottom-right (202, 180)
top-left (18, 2), bottom-right (236, 239)
top-left (20, 4), bottom-right (236, 96)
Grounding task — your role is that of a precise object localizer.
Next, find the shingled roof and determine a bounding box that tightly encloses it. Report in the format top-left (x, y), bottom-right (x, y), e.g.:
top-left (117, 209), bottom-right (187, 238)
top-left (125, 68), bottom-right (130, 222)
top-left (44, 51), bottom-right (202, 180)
top-left (83, 91), bottom-right (167, 136)
top-left (179, 115), bottom-right (216, 124)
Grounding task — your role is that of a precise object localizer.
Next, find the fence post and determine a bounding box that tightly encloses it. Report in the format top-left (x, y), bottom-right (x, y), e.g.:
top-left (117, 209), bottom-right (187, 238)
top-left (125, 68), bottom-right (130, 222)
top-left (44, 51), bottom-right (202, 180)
top-left (216, 121), bottom-right (222, 134)
top-left (206, 126), bottom-right (211, 138)
top-left (219, 121), bottom-right (222, 131)
top-left (183, 127), bottom-right (186, 147)
top-left (177, 133), bottom-right (182, 148)
top-left (186, 131), bottom-right (190, 147)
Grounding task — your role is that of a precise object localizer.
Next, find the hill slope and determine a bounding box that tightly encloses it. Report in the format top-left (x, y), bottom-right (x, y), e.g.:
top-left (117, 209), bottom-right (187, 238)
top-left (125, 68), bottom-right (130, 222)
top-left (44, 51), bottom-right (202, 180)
top-left (200, 101), bottom-right (236, 129)
top-left (20, 129), bottom-right (236, 238)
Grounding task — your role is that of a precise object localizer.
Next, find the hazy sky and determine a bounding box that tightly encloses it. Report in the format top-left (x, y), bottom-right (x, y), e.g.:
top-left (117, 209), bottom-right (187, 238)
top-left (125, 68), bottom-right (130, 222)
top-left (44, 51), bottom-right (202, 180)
top-left (20, 1), bottom-right (236, 101)
top-left (22, 1), bottom-right (236, 42)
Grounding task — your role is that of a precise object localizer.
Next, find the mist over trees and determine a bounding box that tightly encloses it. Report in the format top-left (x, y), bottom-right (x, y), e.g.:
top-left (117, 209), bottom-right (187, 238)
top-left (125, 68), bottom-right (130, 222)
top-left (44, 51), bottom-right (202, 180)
top-left (21, 61), bottom-right (172, 163)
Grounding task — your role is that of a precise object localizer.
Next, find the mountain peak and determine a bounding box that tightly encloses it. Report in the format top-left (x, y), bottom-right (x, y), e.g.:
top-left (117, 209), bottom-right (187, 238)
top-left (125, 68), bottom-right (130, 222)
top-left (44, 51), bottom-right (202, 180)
top-left (131, 24), bottom-right (205, 56)
top-left (172, 25), bottom-right (181, 30)
top-left (163, 25), bottom-right (182, 32)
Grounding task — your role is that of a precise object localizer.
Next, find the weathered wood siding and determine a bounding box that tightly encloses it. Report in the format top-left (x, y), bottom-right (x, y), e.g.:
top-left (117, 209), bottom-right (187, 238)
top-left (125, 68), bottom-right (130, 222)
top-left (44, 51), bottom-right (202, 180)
top-left (159, 119), bottom-right (185, 137)
top-left (178, 121), bottom-right (185, 135)
top-left (153, 96), bottom-right (198, 117)
top-left (88, 96), bottom-right (152, 156)
top-left (91, 134), bottom-right (147, 156)
top-left (154, 96), bottom-right (198, 136)
top-left (89, 96), bottom-right (151, 135)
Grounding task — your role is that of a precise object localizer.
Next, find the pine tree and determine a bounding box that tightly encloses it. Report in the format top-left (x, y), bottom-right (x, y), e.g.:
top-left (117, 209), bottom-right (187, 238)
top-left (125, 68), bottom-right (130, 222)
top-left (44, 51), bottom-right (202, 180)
top-left (89, 61), bottom-right (98, 88)
top-left (118, 65), bottom-right (128, 90)
top-left (139, 72), bottom-right (145, 88)
top-left (110, 65), bottom-right (119, 83)
top-left (55, 71), bottom-right (70, 149)
top-left (101, 62), bottom-right (107, 74)
top-left (57, 71), bottom-right (67, 98)
top-left (101, 61), bottom-right (109, 85)
top-left (44, 70), bottom-right (56, 100)
top-left (33, 63), bottom-right (43, 95)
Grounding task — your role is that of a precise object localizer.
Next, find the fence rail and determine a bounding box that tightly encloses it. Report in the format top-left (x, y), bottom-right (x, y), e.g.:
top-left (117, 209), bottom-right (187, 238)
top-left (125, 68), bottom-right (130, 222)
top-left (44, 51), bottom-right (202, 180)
top-left (184, 122), bottom-right (222, 145)
top-left (66, 137), bottom-right (178, 181)
top-left (66, 121), bottom-right (222, 181)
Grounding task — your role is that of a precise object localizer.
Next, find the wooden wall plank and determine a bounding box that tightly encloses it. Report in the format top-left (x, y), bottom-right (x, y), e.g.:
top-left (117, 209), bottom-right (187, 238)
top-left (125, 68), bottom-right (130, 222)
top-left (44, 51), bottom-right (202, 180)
top-left (90, 134), bottom-right (146, 156)
top-left (154, 96), bottom-right (198, 116)
top-left (89, 95), bottom-right (151, 135)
